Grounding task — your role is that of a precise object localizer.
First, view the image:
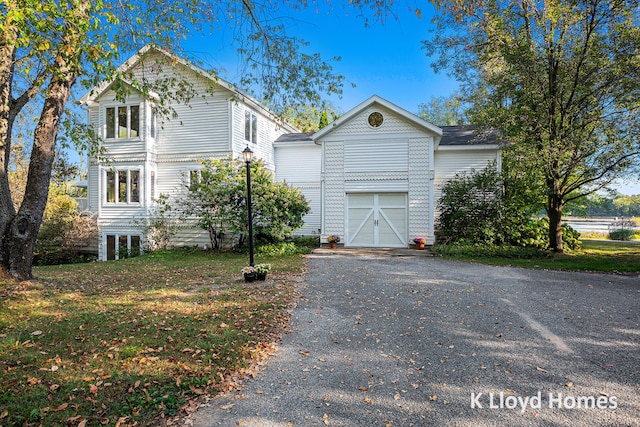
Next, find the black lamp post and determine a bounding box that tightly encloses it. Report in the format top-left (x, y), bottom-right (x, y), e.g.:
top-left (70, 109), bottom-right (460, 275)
top-left (242, 146), bottom-right (255, 266)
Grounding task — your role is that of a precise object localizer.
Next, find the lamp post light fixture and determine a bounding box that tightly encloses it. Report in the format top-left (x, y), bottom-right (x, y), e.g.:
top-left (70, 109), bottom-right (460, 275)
top-left (242, 146), bottom-right (255, 267)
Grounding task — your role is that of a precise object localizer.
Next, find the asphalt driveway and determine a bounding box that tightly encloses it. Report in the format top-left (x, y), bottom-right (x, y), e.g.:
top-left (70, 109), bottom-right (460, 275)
top-left (189, 250), bottom-right (640, 426)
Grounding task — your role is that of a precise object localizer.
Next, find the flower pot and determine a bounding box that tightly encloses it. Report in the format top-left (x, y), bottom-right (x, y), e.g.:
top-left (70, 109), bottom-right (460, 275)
top-left (257, 272), bottom-right (267, 281)
top-left (329, 242), bottom-right (337, 249)
top-left (415, 242), bottom-right (425, 250)
top-left (244, 272), bottom-right (257, 282)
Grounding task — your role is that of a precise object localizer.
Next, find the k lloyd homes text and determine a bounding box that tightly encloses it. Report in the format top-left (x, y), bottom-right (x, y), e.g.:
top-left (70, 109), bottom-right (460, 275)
top-left (80, 44), bottom-right (501, 261)
top-left (470, 391), bottom-right (619, 413)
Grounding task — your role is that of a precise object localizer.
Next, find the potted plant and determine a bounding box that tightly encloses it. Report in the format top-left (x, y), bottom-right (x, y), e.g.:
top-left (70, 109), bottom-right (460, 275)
top-left (327, 234), bottom-right (341, 249)
top-left (413, 237), bottom-right (426, 250)
top-left (242, 266), bottom-right (257, 282)
top-left (255, 263), bottom-right (271, 280)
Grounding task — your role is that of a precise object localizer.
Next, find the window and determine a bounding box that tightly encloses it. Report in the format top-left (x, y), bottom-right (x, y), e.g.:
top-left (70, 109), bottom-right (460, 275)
top-left (106, 105), bottom-right (140, 139)
top-left (150, 110), bottom-right (156, 139)
top-left (106, 234), bottom-right (142, 260)
top-left (245, 110), bottom-right (258, 144)
top-left (105, 169), bottom-right (141, 203)
top-left (150, 171), bottom-right (155, 199)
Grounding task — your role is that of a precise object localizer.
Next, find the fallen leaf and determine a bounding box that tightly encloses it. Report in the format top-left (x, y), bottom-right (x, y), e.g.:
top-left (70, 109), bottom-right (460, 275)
top-left (536, 367), bottom-right (549, 374)
top-left (189, 385), bottom-right (204, 395)
top-left (89, 384), bottom-right (98, 394)
top-left (298, 350), bottom-right (310, 356)
top-left (429, 395), bottom-right (438, 401)
top-left (31, 330), bottom-right (43, 336)
top-left (363, 397), bottom-right (374, 405)
top-left (52, 403), bottom-right (68, 412)
top-left (565, 381), bottom-right (573, 387)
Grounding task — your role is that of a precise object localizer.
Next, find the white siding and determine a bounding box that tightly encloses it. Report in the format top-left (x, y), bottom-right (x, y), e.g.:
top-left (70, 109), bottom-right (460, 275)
top-left (275, 143), bottom-right (322, 235)
top-left (320, 105), bottom-right (438, 247)
top-left (344, 140), bottom-right (408, 173)
top-left (433, 149), bottom-right (500, 212)
top-left (324, 105), bottom-right (426, 139)
top-left (157, 90), bottom-right (232, 157)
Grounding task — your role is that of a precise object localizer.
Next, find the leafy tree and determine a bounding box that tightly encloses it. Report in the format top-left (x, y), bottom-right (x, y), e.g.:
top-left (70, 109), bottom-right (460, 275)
top-left (319, 110), bottom-right (329, 129)
top-left (417, 91), bottom-right (467, 126)
top-left (184, 158), bottom-right (310, 250)
top-left (436, 165), bottom-right (581, 250)
top-left (0, 0), bottom-right (393, 280)
top-left (282, 104), bottom-right (340, 132)
top-left (426, 0), bottom-right (640, 252)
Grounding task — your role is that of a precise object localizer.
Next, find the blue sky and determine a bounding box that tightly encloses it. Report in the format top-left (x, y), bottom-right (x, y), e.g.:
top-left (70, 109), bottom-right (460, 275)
top-left (182, 3), bottom-right (453, 115)
top-left (178, 5), bottom-right (640, 195)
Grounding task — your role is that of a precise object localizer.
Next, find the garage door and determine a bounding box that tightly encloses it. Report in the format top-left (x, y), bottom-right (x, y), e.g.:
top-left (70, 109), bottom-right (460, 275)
top-left (346, 193), bottom-right (407, 247)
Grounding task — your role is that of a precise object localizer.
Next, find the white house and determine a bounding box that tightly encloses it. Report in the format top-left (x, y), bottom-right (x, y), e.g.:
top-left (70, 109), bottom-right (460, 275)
top-left (80, 45), bottom-right (501, 260)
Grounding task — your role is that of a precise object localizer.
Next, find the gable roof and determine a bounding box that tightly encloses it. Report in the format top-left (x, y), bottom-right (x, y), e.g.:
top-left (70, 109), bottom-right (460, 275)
top-left (312, 95), bottom-right (443, 141)
top-left (78, 44), bottom-right (298, 133)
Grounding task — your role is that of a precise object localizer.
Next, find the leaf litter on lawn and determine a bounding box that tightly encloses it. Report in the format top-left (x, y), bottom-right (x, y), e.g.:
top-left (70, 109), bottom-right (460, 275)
top-left (0, 250), bottom-right (304, 426)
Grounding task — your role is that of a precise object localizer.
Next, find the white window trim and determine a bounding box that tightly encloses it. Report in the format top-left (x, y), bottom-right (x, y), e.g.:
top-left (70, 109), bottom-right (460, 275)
top-left (104, 233), bottom-right (143, 261)
top-left (103, 167), bottom-right (143, 205)
top-left (245, 110), bottom-right (258, 144)
top-left (103, 103), bottom-right (142, 141)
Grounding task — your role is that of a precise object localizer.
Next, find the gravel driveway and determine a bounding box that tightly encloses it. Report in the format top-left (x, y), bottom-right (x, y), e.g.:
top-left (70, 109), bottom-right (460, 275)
top-left (189, 250), bottom-right (640, 426)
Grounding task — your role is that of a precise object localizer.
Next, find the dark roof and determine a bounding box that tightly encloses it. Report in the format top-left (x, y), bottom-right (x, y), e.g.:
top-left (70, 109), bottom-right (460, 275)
top-left (274, 132), bottom-right (315, 144)
top-left (440, 125), bottom-right (502, 146)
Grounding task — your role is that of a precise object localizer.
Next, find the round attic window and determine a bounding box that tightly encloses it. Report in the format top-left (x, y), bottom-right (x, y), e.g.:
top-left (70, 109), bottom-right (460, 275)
top-left (368, 111), bottom-right (384, 128)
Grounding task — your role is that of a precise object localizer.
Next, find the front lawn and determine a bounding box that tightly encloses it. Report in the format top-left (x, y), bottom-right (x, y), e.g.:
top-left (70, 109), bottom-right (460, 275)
top-left (433, 239), bottom-right (640, 273)
top-left (0, 250), bottom-right (305, 426)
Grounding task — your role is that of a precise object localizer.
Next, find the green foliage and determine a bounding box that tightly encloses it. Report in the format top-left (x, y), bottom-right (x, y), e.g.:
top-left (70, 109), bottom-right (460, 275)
top-left (257, 242), bottom-right (312, 256)
top-left (34, 185), bottom-right (97, 265)
top-left (436, 165), bottom-right (503, 245)
top-left (436, 167), bottom-right (581, 250)
top-left (427, 0), bottom-right (640, 252)
top-left (282, 104), bottom-right (340, 132)
top-left (565, 192), bottom-right (640, 217)
top-left (433, 243), bottom-right (551, 260)
top-left (319, 110), bottom-right (329, 129)
top-left (434, 240), bottom-right (640, 273)
top-left (417, 91), bottom-right (467, 126)
top-left (184, 158), bottom-right (310, 249)
top-left (608, 229), bottom-right (636, 241)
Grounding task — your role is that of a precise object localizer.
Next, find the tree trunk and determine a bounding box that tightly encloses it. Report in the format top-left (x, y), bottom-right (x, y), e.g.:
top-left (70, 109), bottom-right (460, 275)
top-left (547, 195), bottom-right (564, 253)
top-left (1, 1), bottom-right (89, 280)
top-left (0, 25), bottom-right (17, 271)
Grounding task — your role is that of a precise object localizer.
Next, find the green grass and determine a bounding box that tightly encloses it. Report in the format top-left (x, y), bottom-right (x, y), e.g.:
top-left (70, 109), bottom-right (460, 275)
top-left (434, 240), bottom-right (640, 273)
top-left (0, 249), bottom-right (305, 426)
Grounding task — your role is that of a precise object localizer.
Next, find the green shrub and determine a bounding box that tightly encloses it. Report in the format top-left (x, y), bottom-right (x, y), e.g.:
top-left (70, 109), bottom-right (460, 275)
top-left (608, 228), bottom-right (635, 241)
top-left (291, 235), bottom-right (321, 248)
top-left (257, 242), bottom-right (312, 256)
top-left (436, 165), bottom-right (503, 245)
top-left (433, 243), bottom-right (551, 259)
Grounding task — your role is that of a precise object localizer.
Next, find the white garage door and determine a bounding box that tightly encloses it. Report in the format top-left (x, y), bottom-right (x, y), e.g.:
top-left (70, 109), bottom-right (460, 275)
top-left (346, 193), bottom-right (407, 247)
